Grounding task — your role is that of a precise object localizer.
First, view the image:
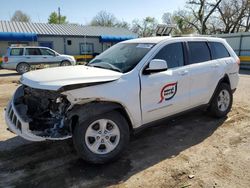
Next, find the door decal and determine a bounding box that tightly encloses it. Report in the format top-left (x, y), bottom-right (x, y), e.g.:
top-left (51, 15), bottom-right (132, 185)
top-left (158, 82), bottom-right (178, 103)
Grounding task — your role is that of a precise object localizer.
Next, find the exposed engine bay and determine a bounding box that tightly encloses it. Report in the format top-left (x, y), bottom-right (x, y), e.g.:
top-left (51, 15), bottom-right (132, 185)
top-left (14, 86), bottom-right (71, 138)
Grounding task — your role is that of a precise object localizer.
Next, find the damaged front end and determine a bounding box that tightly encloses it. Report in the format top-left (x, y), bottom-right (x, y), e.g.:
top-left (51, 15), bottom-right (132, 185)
top-left (5, 85), bottom-right (72, 141)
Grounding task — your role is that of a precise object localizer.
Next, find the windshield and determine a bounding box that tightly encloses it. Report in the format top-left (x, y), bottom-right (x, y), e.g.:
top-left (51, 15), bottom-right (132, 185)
top-left (88, 43), bottom-right (155, 73)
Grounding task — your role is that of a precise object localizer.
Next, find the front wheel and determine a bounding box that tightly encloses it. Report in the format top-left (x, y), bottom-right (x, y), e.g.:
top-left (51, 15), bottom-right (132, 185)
top-left (60, 60), bottom-right (71, 66)
top-left (73, 111), bottom-right (130, 164)
top-left (209, 83), bottom-right (233, 118)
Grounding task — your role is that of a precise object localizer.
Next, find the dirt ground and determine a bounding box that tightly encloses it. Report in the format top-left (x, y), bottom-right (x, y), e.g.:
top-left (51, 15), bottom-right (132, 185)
top-left (0, 69), bottom-right (250, 188)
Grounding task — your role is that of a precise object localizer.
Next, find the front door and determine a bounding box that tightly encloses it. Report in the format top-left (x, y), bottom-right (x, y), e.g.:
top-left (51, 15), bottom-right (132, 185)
top-left (39, 48), bottom-right (60, 66)
top-left (140, 42), bottom-right (190, 124)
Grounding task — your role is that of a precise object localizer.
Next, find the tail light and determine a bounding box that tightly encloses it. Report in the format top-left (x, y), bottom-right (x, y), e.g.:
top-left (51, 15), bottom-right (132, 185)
top-left (236, 57), bottom-right (240, 66)
top-left (3, 56), bottom-right (8, 63)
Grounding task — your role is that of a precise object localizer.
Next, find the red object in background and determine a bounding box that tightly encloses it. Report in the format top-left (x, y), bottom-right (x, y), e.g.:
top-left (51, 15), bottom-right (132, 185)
top-left (3, 56), bottom-right (8, 63)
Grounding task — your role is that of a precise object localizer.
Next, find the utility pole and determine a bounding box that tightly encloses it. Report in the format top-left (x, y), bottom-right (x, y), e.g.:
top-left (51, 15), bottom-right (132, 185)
top-left (58, 7), bottom-right (61, 24)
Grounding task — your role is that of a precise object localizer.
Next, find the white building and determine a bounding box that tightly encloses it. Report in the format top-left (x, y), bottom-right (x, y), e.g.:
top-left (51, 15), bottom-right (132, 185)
top-left (0, 20), bottom-right (137, 61)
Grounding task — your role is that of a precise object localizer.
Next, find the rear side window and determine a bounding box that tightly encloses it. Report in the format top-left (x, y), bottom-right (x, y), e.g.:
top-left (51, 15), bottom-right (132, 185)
top-left (188, 42), bottom-right (211, 64)
top-left (209, 42), bottom-right (230, 59)
top-left (10, 48), bottom-right (23, 56)
top-left (154, 42), bottom-right (184, 68)
top-left (25, 48), bottom-right (41, 55)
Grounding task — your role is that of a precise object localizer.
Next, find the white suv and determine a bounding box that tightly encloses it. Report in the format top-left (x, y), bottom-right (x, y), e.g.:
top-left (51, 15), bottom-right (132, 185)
top-left (1, 46), bottom-right (76, 74)
top-left (5, 37), bottom-right (239, 164)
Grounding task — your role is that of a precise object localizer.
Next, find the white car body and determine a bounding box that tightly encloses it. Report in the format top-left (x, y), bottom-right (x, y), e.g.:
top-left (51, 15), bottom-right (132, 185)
top-left (5, 36), bottom-right (239, 142)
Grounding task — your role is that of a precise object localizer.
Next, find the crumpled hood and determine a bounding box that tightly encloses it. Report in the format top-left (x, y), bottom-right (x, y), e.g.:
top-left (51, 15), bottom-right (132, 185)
top-left (20, 65), bottom-right (123, 91)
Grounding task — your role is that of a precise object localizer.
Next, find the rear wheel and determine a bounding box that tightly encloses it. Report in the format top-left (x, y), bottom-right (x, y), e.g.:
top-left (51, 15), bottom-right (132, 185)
top-left (209, 83), bottom-right (233, 118)
top-left (60, 60), bottom-right (71, 66)
top-left (16, 63), bottom-right (30, 74)
top-left (73, 111), bottom-right (130, 164)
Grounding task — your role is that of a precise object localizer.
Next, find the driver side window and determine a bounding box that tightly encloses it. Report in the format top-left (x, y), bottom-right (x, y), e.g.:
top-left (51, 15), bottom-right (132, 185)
top-left (154, 42), bottom-right (184, 69)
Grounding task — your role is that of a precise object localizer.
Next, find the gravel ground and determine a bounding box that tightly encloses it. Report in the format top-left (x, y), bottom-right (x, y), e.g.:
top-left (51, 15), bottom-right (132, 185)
top-left (0, 69), bottom-right (249, 188)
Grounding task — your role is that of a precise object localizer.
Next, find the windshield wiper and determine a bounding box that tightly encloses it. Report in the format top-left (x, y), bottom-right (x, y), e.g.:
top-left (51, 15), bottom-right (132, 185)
top-left (89, 62), bottom-right (122, 73)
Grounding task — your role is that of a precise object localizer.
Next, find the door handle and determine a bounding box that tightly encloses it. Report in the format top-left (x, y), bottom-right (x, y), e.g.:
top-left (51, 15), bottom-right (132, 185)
top-left (26, 57), bottom-right (31, 59)
top-left (178, 70), bottom-right (188, 76)
top-left (43, 57), bottom-right (47, 58)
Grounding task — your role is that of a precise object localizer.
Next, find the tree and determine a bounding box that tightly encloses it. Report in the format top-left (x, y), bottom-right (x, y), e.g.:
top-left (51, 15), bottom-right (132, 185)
top-left (131, 17), bottom-right (158, 37)
top-left (116, 20), bottom-right (130, 29)
top-left (185, 0), bottom-right (222, 34)
top-left (11, 10), bottom-right (31, 22)
top-left (90, 11), bottom-right (117, 27)
top-left (48, 12), bottom-right (67, 24)
top-left (162, 12), bottom-right (174, 25)
top-left (90, 11), bottom-right (130, 29)
top-left (172, 10), bottom-right (196, 34)
top-left (217, 0), bottom-right (248, 33)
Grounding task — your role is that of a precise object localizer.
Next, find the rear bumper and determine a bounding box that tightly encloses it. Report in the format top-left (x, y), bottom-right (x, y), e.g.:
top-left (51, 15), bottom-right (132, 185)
top-left (1, 62), bottom-right (17, 70)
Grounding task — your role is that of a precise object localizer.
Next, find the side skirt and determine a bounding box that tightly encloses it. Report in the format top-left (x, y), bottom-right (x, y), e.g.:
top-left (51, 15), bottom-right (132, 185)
top-left (133, 104), bottom-right (209, 135)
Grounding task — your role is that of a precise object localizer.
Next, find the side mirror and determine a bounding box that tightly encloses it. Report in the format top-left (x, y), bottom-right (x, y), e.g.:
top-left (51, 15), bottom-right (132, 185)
top-left (143, 59), bottom-right (168, 74)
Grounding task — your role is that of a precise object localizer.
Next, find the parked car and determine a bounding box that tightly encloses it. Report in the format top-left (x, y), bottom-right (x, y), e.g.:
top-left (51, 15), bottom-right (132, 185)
top-left (1, 46), bottom-right (76, 74)
top-left (5, 36), bottom-right (239, 164)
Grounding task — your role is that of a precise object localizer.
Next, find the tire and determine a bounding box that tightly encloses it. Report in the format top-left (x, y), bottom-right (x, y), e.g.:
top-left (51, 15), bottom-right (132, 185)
top-left (209, 83), bottom-right (233, 118)
top-left (60, 60), bottom-right (71, 66)
top-left (16, 63), bottom-right (30, 74)
top-left (73, 111), bottom-right (130, 164)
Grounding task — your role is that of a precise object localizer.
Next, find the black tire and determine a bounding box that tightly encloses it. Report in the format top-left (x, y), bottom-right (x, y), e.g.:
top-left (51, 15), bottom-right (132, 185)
top-left (60, 60), bottom-right (71, 66)
top-left (73, 111), bottom-right (130, 164)
top-left (209, 83), bottom-right (233, 118)
top-left (16, 63), bottom-right (30, 74)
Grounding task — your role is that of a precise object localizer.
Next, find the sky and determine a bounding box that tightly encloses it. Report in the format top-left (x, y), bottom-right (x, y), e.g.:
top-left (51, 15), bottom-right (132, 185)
top-left (0, 0), bottom-right (187, 25)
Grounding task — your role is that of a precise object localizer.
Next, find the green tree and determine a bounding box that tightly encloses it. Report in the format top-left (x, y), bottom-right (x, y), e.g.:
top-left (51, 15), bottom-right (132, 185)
top-left (173, 10), bottom-right (196, 34)
top-left (11, 10), bottom-right (31, 22)
top-left (131, 17), bottom-right (158, 37)
top-left (48, 12), bottom-right (67, 24)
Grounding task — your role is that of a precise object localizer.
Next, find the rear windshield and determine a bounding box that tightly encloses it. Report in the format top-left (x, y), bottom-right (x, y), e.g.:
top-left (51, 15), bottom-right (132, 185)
top-left (10, 48), bottom-right (23, 56)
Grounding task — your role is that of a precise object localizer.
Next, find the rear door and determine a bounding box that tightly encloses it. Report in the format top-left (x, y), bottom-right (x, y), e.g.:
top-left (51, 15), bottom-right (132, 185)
top-left (186, 40), bottom-right (221, 107)
top-left (140, 42), bottom-right (191, 124)
top-left (209, 41), bottom-right (232, 71)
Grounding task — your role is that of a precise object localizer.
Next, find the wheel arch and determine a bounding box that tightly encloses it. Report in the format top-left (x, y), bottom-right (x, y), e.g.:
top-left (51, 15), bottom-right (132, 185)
top-left (209, 74), bottom-right (231, 105)
top-left (61, 60), bottom-right (71, 65)
top-left (66, 101), bottom-right (133, 133)
top-left (16, 62), bottom-right (30, 69)
top-left (219, 74), bottom-right (231, 87)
